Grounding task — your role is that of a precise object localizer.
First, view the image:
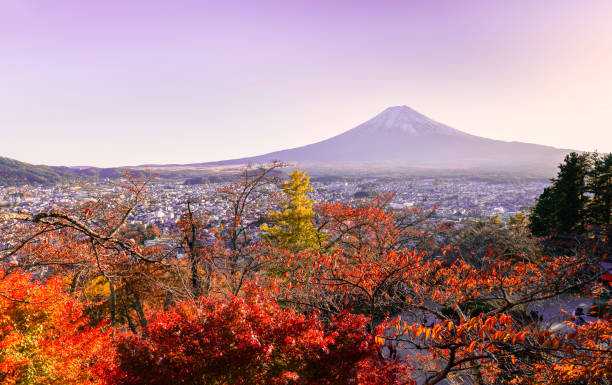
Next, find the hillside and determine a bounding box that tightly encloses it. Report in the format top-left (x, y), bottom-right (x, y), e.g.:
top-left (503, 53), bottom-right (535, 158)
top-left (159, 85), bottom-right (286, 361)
top-left (0, 157), bottom-right (73, 185)
top-left (0, 157), bottom-right (135, 185)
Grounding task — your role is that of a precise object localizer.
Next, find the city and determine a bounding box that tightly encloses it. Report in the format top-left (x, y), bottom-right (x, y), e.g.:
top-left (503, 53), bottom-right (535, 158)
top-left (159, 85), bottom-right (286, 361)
top-left (0, 174), bottom-right (550, 234)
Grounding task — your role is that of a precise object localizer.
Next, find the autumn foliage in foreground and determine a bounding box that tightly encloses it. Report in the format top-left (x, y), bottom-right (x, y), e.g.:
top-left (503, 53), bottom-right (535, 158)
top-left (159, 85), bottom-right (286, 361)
top-left (1, 166), bottom-right (611, 384)
top-left (0, 269), bottom-right (115, 385)
top-left (0, 270), bottom-right (406, 385)
top-left (110, 292), bottom-right (406, 385)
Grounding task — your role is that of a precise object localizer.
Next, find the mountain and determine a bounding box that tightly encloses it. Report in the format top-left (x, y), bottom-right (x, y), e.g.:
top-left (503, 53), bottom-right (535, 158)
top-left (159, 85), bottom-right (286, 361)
top-left (2, 106), bottom-right (574, 185)
top-left (195, 106), bottom-right (571, 173)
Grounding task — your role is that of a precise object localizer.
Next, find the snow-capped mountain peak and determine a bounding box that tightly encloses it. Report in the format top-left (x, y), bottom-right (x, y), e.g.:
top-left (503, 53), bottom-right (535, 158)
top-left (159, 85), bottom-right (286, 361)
top-left (353, 105), bottom-right (465, 136)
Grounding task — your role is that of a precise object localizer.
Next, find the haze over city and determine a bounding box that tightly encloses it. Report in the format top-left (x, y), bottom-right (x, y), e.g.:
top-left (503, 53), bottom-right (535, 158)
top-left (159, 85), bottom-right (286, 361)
top-left (2, 0), bottom-right (612, 167)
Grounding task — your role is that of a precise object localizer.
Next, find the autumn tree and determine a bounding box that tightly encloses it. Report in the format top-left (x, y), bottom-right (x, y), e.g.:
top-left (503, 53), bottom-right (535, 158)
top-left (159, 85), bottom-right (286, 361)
top-left (274, 248), bottom-right (428, 328)
top-left (315, 194), bottom-right (445, 256)
top-left (381, 244), bottom-right (610, 385)
top-left (217, 161), bottom-right (286, 252)
top-left (0, 172), bottom-right (164, 330)
top-left (272, 195), bottom-right (610, 384)
top-left (0, 269), bottom-right (115, 384)
top-left (172, 198), bottom-right (211, 299)
top-left (447, 215), bottom-right (541, 267)
top-left (109, 292), bottom-right (408, 385)
top-left (262, 169), bottom-right (322, 252)
top-left (272, 196), bottom-right (447, 325)
top-left (213, 161), bottom-right (287, 295)
top-left (507, 210), bottom-right (531, 231)
top-left (526, 314), bottom-right (612, 385)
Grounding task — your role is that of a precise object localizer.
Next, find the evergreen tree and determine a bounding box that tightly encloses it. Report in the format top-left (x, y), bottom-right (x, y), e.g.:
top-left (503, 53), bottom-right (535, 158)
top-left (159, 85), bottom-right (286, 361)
top-left (529, 152), bottom-right (590, 235)
top-left (261, 169), bottom-right (322, 251)
top-left (586, 152), bottom-right (612, 226)
top-left (553, 152), bottom-right (590, 233)
top-left (529, 186), bottom-right (557, 236)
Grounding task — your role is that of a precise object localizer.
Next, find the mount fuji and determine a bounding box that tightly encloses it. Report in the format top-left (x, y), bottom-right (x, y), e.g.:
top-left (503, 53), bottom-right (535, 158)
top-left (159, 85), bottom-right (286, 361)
top-left (0, 106), bottom-right (574, 185)
top-left (195, 106), bottom-right (570, 172)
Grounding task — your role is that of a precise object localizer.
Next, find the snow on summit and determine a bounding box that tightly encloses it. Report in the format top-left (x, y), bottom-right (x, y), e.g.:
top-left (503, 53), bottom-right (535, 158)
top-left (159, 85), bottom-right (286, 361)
top-left (353, 105), bottom-right (465, 136)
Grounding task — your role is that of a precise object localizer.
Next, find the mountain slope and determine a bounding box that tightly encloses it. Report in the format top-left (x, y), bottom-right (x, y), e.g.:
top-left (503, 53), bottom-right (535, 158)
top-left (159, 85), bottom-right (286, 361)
top-left (0, 157), bottom-right (138, 185)
top-left (0, 157), bottom-right (71, 185)
top-left (196, 106), bottom-right (571, 172)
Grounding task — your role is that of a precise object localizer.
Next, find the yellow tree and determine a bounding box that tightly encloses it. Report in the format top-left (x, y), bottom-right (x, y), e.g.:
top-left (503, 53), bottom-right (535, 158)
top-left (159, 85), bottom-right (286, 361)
top-left (262, 169), bottom-right (322, 252)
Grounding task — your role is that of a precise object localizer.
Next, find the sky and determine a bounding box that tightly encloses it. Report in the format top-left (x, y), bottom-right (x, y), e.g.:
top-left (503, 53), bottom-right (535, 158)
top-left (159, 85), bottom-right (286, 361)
top-left (1, 0), bottom-right (611, 167)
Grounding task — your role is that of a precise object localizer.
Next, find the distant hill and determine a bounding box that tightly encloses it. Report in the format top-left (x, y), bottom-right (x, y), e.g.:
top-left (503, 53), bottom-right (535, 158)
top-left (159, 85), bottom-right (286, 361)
top-left (0, 157), bottom-right (73, 185)
top-left (0, 157), bottom-right (135, 186)
top-left (0, 156), bottom-right (235, 186)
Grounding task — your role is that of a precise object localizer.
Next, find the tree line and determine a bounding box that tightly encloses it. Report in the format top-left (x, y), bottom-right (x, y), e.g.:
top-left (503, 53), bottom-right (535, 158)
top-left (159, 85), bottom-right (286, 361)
top-left (530, 151), bottom-right (611, 236)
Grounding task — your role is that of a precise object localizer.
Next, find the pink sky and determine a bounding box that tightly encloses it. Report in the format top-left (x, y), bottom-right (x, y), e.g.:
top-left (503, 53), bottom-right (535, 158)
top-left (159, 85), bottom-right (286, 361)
top-left (1, 0), bottom-right (611, 167)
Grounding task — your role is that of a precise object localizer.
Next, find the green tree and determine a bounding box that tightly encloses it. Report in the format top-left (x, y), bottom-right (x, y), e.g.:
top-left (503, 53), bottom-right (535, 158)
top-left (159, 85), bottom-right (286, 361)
top-left (529, 186), bottom-right (557, 236)
top-left (586, 152), bottom-right (612, 226)
top-left (529, 152), bottom-right (590, 235)
top-left (555, 152), bottom-right (590, 232)
top-left (261, 169), bottom-right (322, 252)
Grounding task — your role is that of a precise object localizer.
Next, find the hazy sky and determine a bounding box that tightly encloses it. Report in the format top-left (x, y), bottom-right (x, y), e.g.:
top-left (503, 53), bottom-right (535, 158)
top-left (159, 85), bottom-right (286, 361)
top-left (1, 0), bottom-right (611, 167)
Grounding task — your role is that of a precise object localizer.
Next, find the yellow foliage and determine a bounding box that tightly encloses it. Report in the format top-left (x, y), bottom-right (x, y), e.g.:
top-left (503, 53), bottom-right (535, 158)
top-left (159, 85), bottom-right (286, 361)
top-left (261, 169), bottom-right (323, 252)
top-left (85, 276), bottom-right (111, 299)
